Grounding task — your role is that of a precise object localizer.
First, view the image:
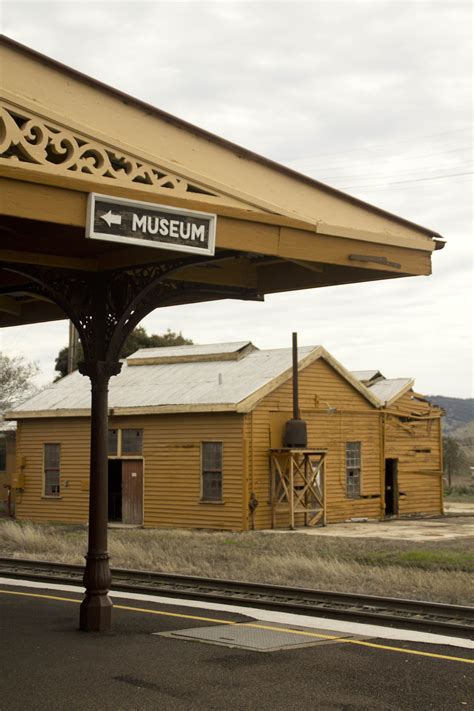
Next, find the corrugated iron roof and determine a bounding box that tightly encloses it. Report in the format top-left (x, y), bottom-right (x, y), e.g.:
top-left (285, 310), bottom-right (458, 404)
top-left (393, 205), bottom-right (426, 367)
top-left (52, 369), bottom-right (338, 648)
top-left (368, 378), bottom-right (413, 406)
top-left (11, 344), bottom-right (320, 414)
top-left (8, 343), bottom-right (420, 417)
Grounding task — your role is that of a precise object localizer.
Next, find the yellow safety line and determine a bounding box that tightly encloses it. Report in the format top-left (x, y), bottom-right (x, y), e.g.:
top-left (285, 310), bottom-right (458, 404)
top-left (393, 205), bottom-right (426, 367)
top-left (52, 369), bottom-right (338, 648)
top-left (0, 590), bottom-right (81, 604)
top-left (1, 588), bottom-right (473, 665)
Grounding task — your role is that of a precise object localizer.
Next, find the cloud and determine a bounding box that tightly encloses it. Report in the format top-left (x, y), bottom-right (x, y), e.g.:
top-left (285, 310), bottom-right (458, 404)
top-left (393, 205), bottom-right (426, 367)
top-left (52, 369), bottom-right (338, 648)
top-left (1, 0), bottom-right (472, 396)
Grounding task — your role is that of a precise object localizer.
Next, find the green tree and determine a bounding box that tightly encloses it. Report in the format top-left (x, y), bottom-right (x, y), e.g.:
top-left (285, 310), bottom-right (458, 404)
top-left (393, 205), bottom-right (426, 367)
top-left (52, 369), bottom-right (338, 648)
top-left (443, 436), bottom-right (470, 485)
top-left (54, 326), bottom-right (193, 379)
top-left (0, 352), bottom-right (39, 409)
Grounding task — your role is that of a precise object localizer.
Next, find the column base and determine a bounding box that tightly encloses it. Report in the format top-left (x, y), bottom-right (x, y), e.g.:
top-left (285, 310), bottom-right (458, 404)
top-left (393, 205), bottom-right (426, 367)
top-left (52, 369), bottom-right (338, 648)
top-left (79, 593), bottom-right (113, 632)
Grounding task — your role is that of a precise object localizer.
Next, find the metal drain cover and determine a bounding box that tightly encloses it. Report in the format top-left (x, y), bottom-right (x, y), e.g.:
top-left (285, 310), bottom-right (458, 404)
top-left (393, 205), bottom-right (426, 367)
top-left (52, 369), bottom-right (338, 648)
top-left (157, 622), bottom-right (364, 652)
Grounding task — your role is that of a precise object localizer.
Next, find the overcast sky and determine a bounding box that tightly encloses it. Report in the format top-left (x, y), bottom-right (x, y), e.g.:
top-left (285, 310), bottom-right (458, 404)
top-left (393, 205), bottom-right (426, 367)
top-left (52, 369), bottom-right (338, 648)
top-left (1, 1), bottom-right (472, 397)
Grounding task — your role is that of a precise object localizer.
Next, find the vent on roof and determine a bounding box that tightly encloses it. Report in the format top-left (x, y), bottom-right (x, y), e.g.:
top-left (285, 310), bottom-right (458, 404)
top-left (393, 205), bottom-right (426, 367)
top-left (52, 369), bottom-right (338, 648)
top-left (126, 341), bottom-right (257, 366)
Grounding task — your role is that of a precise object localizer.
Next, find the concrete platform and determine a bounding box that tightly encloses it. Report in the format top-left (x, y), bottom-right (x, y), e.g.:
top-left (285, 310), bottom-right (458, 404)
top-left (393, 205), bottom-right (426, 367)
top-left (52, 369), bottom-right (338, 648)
top-left (0, 581), bottom-right (473, 710)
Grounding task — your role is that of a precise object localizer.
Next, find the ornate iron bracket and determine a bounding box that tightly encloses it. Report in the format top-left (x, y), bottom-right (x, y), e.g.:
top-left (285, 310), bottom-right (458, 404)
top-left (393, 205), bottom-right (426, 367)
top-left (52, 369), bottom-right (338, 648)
top-left (3, 256), bottom-right (259, 362)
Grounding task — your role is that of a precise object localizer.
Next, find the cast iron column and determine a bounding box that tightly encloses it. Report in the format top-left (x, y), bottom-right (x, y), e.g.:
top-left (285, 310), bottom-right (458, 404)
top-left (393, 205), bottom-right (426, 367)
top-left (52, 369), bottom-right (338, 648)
top-left (79, 360), bottom-right (122, 632)
top-left (2, 259), bottom-right (262, 633)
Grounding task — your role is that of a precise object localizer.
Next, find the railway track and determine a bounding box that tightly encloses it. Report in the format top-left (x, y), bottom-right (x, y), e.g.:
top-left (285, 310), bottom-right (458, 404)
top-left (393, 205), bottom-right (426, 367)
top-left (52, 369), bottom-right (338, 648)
top-left (1, 556), bottom-right (473, 638)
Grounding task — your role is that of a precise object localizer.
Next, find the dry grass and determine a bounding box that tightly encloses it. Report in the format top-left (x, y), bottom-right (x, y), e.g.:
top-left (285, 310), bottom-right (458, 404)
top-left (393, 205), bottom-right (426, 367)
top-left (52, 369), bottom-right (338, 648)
top-left (0, 520), bottom-right (473, 606)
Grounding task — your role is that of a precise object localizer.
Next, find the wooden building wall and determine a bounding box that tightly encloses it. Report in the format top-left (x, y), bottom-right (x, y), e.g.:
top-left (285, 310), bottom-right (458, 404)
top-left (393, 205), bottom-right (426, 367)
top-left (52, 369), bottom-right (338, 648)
top-left (136, 412), bottom-right (245, 530)
top-left (383, 392), bottom-right (443, 516)
top-left (0, 431), bottom-right (17, 514)
top-left (14, 413), bottom-right (246, 530)
top-left (246, 358), bottom-right (384, 529)
top-left (15, 418), bottom-right (91, 523)
top-left (12, 365), bottom-right (443, 529)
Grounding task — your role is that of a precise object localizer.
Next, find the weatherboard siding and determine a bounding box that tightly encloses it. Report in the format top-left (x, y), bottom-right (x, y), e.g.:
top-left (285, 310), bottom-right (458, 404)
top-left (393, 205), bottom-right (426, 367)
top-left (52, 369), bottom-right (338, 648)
top-left (139, 412), bottom-right (244, 530)
top-left (11, 359), bottom-right (443, 529)
top-left (248, 358), bottom-right (383, 528)
top-left (14, 413), bottom-right (245, 530)
top-left (384, 413), bottom-right (443, 515)
top-left (15, 418), bottom-right (90, 524)
top-left (0, 432), bottom-right (17, 513)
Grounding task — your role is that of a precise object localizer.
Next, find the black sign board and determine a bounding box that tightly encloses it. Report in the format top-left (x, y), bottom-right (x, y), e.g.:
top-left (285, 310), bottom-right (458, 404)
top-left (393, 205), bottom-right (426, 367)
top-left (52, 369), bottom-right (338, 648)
top-left (86, 193), bottom-right (216, 256)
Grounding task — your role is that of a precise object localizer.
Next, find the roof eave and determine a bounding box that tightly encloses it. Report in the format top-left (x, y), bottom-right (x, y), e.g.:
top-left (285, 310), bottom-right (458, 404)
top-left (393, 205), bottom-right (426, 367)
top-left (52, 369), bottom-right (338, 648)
top-left (1, 35), bottom-right (443, 242)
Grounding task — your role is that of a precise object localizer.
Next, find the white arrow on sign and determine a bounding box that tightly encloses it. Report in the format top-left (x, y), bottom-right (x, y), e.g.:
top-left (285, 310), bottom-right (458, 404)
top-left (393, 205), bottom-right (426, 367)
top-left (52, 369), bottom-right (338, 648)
top-left (100, 210), bottom-right (122, 228)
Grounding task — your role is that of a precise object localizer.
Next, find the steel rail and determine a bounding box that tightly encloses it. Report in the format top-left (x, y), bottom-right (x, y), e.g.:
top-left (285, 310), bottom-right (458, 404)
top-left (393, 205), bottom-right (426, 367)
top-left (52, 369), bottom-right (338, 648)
top-left (1, 557), bottom-right (473, 638)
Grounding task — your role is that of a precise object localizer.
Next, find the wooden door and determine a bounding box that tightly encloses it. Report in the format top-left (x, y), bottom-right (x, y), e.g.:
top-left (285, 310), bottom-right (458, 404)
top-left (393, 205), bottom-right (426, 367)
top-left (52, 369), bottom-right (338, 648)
top-left (121, 460), bottom-right (143, 525)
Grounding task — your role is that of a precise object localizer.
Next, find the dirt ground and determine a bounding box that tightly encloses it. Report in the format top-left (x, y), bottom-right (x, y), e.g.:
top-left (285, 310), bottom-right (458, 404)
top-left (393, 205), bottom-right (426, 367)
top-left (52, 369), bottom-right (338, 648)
top-left (282, 510), bottom-right (474, 542)
top-left (444, 501), bottom-right (474, 515)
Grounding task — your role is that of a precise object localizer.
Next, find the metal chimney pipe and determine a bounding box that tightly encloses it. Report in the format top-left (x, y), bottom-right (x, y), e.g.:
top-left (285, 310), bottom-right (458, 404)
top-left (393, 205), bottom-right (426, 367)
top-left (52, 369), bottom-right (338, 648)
top-left (292, 331), bottom-right (299, 420)
top-left (283, 331), bottom-right (308, 448)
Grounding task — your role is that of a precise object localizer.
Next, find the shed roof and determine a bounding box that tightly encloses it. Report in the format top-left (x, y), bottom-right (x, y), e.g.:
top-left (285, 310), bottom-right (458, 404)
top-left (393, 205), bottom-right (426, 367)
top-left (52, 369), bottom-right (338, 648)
top-left (367, 378), bottom-right (414, 407)
top-left (7, 341), bottom-right (380, 418)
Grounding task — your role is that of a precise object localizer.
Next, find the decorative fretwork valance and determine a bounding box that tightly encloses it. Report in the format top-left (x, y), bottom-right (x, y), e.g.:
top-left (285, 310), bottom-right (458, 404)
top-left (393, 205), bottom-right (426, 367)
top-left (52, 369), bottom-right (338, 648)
top-left (0, 101), bottom-right (218, 197)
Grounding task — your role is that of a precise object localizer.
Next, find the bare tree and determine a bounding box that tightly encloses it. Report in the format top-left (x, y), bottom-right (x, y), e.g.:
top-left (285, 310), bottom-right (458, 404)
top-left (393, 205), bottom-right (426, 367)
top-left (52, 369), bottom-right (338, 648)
top-left (0, 352), bottom-right (39, 410)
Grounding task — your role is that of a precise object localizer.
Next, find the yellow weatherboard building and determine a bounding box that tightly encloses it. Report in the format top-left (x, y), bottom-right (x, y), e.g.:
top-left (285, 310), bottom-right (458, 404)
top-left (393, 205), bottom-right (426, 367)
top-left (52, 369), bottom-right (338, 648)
top-left (6, 342), bottom-right (443, 530)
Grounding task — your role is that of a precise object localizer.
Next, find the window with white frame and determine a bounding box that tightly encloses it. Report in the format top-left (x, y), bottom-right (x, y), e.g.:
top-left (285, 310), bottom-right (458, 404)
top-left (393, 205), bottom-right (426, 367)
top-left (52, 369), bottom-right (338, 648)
top-left (201, 442), bottom-right (223, 501)
top-left (346, 442), bottom-right (361, 498)
top-left (44, 443), bottom-right (61, 496)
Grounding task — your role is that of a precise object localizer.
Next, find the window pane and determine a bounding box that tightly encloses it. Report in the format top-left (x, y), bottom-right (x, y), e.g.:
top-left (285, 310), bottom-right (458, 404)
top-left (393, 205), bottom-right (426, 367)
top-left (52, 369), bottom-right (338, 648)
top-left (202, 471), bottom-right (222, 501)
top-left (202, 442), bottom-right (222, 470)
top-left (45, 471), bottom-right (60, 495)
top-left (44, 444), bottom-right (60, 496)
top-left (108, 429), bottom-right (118, 455)
top-left (346, 442), bottom-right (361, 498)
top-left (0, 436), bottom-right (6, 471)
top-left (122, 429), bottom-right (143, 455)
top-left (44, 443), bottom-right (60, 469)
top-left (202, 442), bottom-right (222, 500)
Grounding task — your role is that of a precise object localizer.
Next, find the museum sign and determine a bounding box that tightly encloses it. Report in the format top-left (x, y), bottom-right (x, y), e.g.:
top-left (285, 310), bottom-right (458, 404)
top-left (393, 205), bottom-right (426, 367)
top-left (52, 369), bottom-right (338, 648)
top-left (86, 193), bottom-right (216, 255)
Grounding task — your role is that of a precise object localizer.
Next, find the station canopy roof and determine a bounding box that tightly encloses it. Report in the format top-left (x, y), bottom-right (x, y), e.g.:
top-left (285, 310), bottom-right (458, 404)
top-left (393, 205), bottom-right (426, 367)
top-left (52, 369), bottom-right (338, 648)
top-left (0, 36), bottom-right (444, 329)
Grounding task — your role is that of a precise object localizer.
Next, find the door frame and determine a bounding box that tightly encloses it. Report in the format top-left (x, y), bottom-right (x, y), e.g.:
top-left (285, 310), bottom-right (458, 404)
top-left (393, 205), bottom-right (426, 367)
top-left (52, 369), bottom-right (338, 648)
top-left (121, 458), bottom-right (144, 526)
top-left (107, 455), bottom-right (145, 525)
top-left (384, 458), bottom-right (399, 517)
